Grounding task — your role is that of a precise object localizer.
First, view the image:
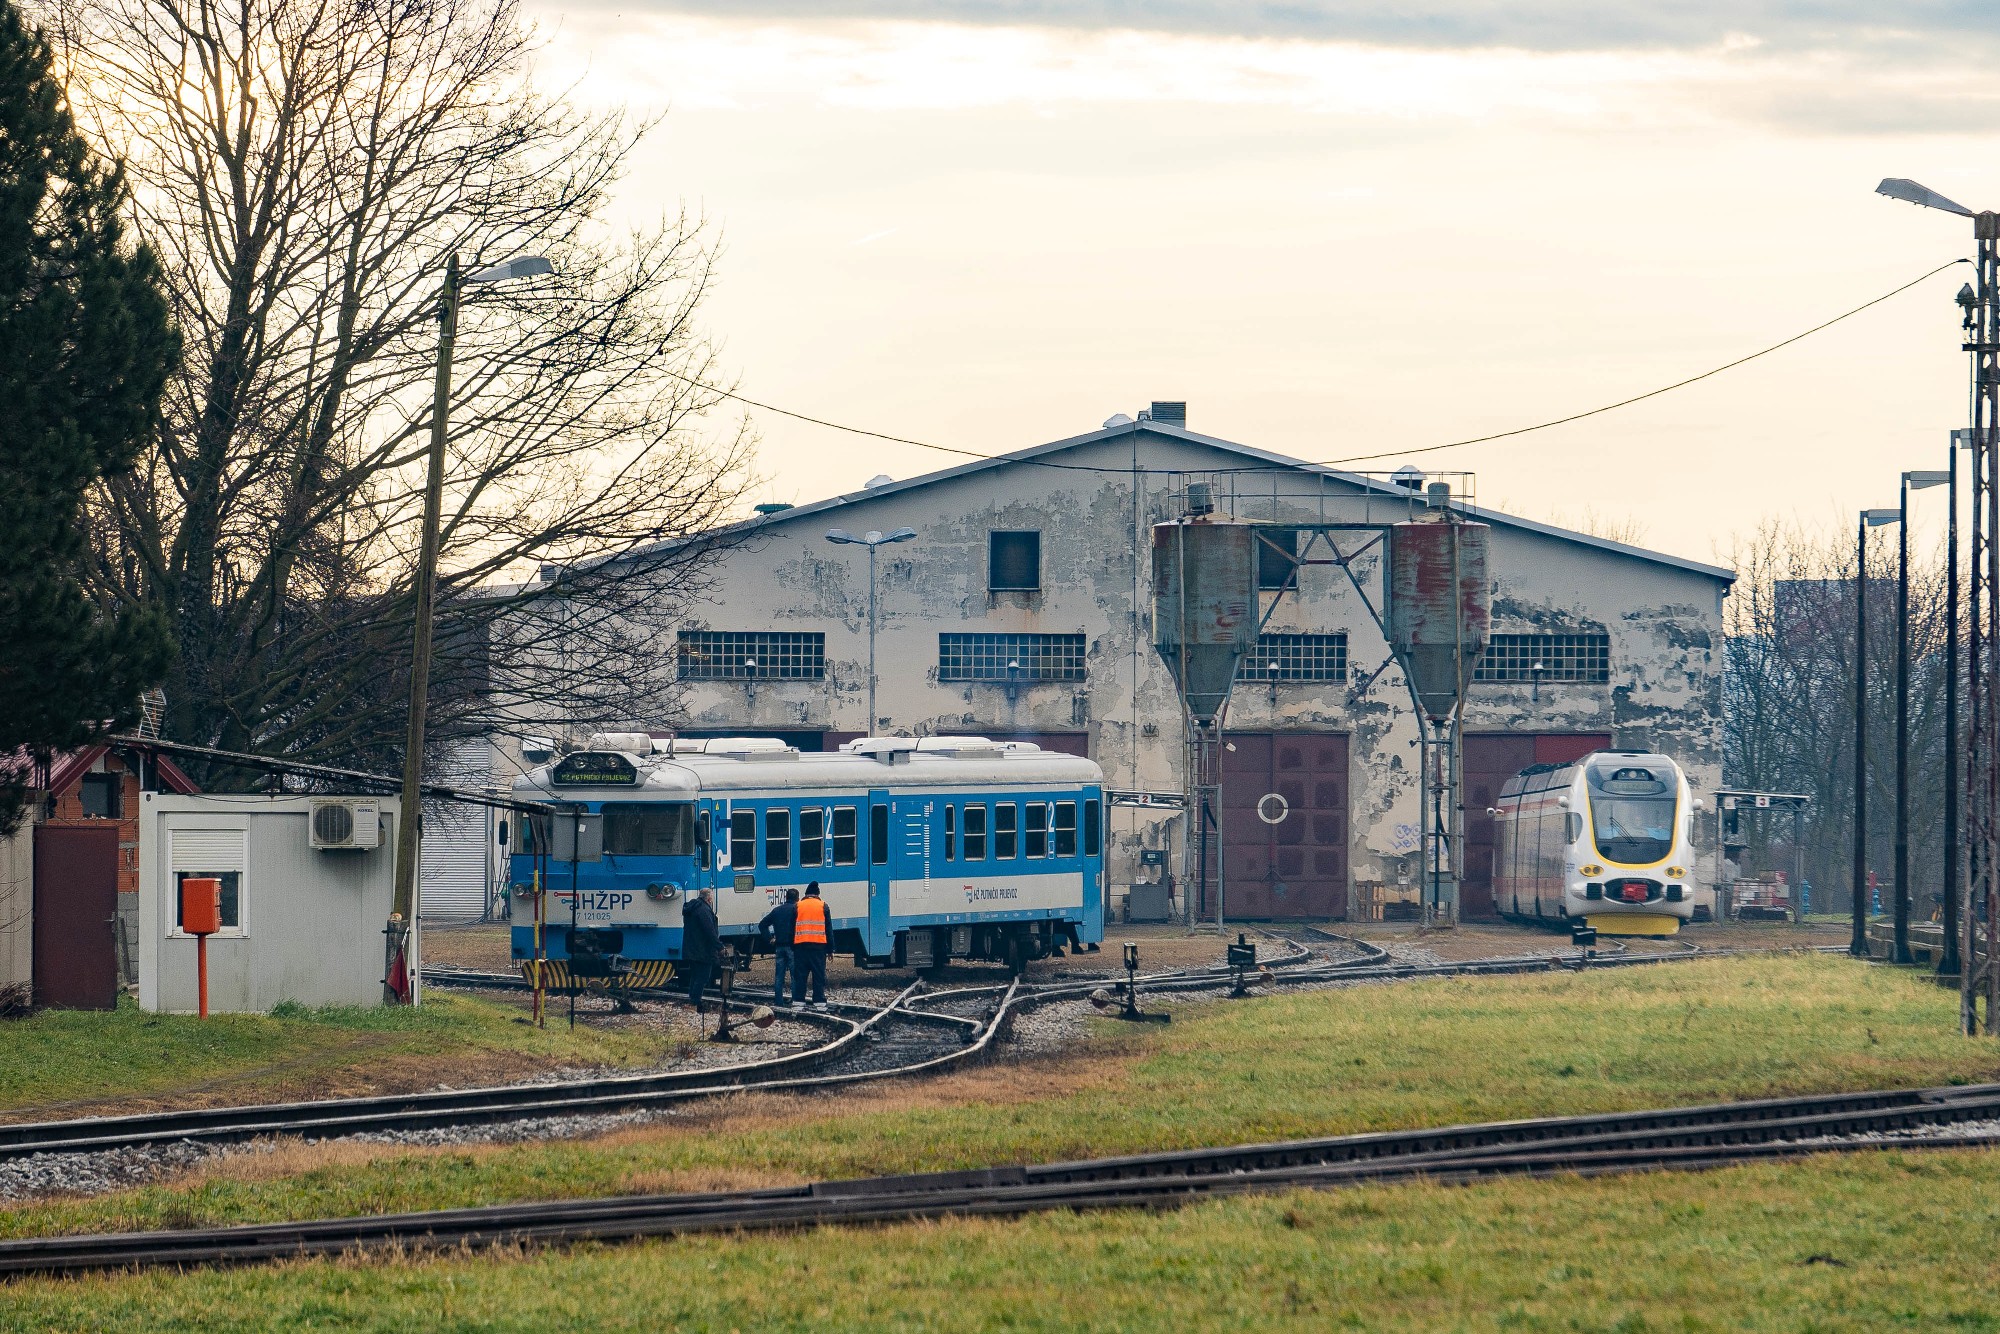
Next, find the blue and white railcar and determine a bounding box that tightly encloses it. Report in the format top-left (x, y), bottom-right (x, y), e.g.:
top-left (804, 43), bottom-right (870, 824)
top-left (507, 735), bottom-right (1106, 982)
top-left (1491, 751), bottom-right (1699, 937)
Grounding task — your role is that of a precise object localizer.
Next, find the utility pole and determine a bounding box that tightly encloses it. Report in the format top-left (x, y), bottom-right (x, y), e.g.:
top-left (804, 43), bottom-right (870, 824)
top-left (387, 254), bottom-right (552, 1003)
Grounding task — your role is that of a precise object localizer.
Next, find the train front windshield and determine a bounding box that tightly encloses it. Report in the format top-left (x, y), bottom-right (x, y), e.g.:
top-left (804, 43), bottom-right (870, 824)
top-left (1586, 765), bottom-right (1676, 864)
top-left (602, 803), bottom-right (696, 856)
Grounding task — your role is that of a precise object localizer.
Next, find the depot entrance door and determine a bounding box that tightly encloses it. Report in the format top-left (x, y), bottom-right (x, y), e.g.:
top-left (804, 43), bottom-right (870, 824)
top-left (1218, 732), bottom-right (1348, 919)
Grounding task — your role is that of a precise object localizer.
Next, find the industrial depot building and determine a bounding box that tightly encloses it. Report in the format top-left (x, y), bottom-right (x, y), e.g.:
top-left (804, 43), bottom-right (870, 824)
top-left (523, 407), bottom-right (1734, 923)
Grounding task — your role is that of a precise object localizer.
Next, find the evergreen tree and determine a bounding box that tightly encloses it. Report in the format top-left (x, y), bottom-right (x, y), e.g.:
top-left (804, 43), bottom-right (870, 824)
top-left (0, 0), bottom-right (176, 830)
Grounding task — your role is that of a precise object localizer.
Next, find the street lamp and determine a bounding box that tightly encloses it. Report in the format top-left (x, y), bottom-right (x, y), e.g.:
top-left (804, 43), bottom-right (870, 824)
top-left (824, 526), bottom-right (917, 734)
top-left (388, 252), bottom-right (554, 1003)
top-left (1897, 471), bottom-right (1950, 965)
top-left (1854, 507), bottom-right (1901, 958)
top-left (1879, 176), bottom-right (1995, 1028)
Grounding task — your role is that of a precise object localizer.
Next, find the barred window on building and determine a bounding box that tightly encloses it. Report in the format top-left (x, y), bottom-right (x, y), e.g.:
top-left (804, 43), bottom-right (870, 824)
top-left (1253, 632), bottom-right (1347, 682)
top-left (1474, 633), bottom-right (1610, 684)
top-left (677, 631), bottom-right (826, 680)
top-left (938, 633), bottom-right (1087, 682)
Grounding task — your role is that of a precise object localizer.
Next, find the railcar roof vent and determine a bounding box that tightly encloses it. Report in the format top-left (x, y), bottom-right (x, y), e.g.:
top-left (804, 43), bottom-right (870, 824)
top-left (587, 732), bottom-right (655, 754)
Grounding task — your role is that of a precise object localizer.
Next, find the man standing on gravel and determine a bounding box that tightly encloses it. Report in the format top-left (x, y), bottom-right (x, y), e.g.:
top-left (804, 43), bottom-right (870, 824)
top-left (759, 887), bottom-right (800, 1004)
top-left (682, 886), bottom-right (722, 1014)
top-left (792, 882), bottom-right (830, 1011)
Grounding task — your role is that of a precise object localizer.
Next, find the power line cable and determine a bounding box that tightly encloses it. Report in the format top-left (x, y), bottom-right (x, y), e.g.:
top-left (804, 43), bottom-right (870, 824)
top-left (1317, 258), bottom-right (1970, 467)
top-left (671, 259), bottom-right (1967, 478)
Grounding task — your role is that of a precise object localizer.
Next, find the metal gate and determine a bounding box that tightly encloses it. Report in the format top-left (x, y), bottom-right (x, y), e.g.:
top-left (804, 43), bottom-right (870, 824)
top-left (1461, 733), bottom-right (1610, 919)
top-left (32, 824), bottom-right (120, 1009)
top-left (1220, 732), bottom-right (1348, 919)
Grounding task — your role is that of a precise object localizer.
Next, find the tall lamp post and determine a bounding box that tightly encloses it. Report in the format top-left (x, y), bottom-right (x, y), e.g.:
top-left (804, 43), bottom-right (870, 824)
top-left (388, 253), bottom-right (554, 1004)
top-left (1855, 507), bottom-right (1902, 958)
top-left (825, 527), bottom-right (917, 735)
top-left (1897, 471), bottom-right (1951, 965)
top-left (1878, 176), bottom-right (1999, 1031)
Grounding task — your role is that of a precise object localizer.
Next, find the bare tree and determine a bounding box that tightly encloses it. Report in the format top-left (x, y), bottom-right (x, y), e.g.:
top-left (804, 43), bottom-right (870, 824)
top-left (47, 0), bottom-right (752, 777)
top-left (1722, 518), bottom-right (1951, 914)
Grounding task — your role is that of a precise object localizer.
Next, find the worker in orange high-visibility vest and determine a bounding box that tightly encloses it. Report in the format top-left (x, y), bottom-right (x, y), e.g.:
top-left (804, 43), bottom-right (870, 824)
top-left (791, 881), bottom-right (831, 1011)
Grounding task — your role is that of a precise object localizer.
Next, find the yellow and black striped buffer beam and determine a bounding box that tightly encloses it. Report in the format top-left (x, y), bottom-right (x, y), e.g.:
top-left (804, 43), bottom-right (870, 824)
top-left (517, 958), bottom-right (677, 990)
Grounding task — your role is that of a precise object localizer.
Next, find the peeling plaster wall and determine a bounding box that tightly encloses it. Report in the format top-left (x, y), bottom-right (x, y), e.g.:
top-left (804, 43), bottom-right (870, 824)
top-left (545, 427), bottom-right (1729, 915)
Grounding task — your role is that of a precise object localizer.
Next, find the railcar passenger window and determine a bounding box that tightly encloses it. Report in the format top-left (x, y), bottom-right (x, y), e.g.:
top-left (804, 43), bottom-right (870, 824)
top-left (800, 808), bottom-right (826, 866)
top-left (944, 805), bottom-right (956, 861)
top-left (871, 805), bottom-right (889, 865)
top-left (1025, 804), bottom-right (1049, 859)
top-left (832, 807), bottom-right (857, 865)
top-left (994, 803), bottom-right (1017, 859)
top-left (765, 807), bottom-right (791, 869)
top-left (963, 804), bottom-right (987, 860)
top-left (729, 809), bottom-right (756, 869)
top-left (1054, 802), bottom-right (1077, 858)
top-left (1083, 799), bottom-right (1100, 857)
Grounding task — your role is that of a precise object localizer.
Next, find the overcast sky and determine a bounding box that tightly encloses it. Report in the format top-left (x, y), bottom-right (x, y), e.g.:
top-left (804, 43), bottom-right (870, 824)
top-left (526, 1), bottom-right (2000, 562)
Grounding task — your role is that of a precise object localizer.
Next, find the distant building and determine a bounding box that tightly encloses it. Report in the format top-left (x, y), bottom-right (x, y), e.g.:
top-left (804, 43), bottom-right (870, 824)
top-left (509, 409), bottom-right (1734, 922)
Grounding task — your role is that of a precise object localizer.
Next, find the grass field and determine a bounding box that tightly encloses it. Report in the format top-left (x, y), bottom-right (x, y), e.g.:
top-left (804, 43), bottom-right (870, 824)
top-left (7, 1146), bottom-right (2000, 1331)
top-left (6, 953), bottom-right (1998, 1330)
top-left (0, 993), bottom-right (686, 1121)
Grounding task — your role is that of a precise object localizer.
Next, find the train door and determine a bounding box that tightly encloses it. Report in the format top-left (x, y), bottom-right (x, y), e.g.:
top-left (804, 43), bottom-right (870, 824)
top-left (868, 788), bottom-right (893, 958)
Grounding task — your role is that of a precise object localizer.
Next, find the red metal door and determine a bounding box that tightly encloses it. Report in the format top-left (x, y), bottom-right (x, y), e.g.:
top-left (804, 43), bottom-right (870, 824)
top-left (1461, 733), bottom-right (1611, 919)
top-left (32, 824), bottom-right (120, 1010)
top-left (1221, 732), bottom-right (1347, 919)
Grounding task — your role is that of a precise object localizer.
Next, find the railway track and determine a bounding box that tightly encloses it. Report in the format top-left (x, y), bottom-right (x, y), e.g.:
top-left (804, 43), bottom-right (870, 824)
top-left (4, 1080), bottom-right (1996, 1277)
top-left (0, 929), bottom-right (1712, 1168)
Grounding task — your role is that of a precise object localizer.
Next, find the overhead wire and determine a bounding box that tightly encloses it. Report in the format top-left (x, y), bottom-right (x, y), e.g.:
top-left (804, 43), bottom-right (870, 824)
top-left (666, 258), bottom-right (1967, 480)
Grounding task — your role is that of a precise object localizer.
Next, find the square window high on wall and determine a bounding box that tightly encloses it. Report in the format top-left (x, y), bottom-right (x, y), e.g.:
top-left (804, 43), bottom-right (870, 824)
top-left (989, 531), bottom-right (1041, 592)
top-left (1256, 529), bottom-right (1300, 591)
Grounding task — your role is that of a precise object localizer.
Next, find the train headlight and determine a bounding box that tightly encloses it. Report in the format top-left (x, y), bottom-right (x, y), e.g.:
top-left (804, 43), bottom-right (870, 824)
top-left (510, 882), bottom-right (536, 898)
top-left (645, 883), bottom-right (679, 901)
top-left (1580, 864), bottom-right (1604, 878)
top-left (1667, 866), bottom-right (1687, 879)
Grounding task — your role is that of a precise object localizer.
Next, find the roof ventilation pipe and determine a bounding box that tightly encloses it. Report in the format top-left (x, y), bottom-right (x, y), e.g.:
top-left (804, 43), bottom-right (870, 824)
top-left (1185, 480), bottom-right (1215, 517)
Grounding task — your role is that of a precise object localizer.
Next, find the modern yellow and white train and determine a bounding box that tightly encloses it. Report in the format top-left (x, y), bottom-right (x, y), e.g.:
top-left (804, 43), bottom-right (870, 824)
top-left (1490, 751), bottom-right (1701, 936)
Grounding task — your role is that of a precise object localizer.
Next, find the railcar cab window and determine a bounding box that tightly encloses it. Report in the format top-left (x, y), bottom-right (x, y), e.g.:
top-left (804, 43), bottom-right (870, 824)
top-left (765, 808), bottom-right (791, 869)
top-left (800, 808), bottom-right (826, 866)
top-left (1586, 764), bottom-right (1676, 864)
top-left (729, 809), bottom-right (756, 868)
top-left (1025, 803), bottom-right (1049, 859)
top-left (963, 804), bottom-right (988, 860)
top-left (832, 807), bottom-right (858, 865)
top-left (602, 803), bottom-right (696, 857)
top-left (994, 803), bottom-right (1018, 859)
top-left (1054, 802), bottom-right (1077, 858)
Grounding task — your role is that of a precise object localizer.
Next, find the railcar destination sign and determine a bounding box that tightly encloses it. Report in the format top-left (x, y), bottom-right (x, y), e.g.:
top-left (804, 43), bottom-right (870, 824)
top-left (550, 752), bottom-right (640, 786)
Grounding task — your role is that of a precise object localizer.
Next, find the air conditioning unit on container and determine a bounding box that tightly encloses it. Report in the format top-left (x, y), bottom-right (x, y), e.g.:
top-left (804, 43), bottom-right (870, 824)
top-left (309, 798), bottom-right (384, 851)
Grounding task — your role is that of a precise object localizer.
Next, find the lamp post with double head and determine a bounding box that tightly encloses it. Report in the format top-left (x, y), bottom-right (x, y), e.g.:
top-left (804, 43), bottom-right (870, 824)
top-left (1897, 471), bottom-right (1951, 965)
top-left (388, 254), bottom-right (554, 1004)
top-left (1878, 177), bottom-right (2000, 1028)
top-left (824, 527), bottom-right (917, 735)
top-left (1855, 507), bottom-right (1902, 958)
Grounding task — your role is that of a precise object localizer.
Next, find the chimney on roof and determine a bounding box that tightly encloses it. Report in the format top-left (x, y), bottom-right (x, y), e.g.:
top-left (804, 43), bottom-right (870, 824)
top-left (1149, 401), bottom-right (1187, 429)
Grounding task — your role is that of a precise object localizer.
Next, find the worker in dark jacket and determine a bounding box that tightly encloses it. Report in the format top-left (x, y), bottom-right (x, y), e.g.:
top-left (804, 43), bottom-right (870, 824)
top-left (681, 887), bottom-right (722, 1013)
top-left (791, 881), bottom-right (831, 1011)
top-left (758, 887), bottom-right (800, 1004)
